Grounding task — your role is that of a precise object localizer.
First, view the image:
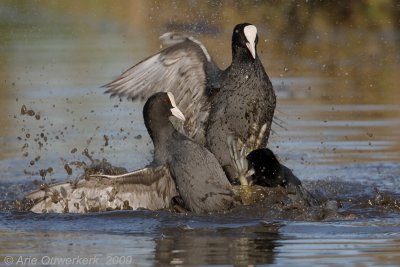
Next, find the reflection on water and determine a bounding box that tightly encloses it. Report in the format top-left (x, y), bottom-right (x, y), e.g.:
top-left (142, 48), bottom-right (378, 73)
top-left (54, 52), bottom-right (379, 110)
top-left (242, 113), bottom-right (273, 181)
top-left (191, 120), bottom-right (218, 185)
top-left (1, 212), bottom-right (400, 266)
top-left (0, 1), bottom-right (400, 266)
top-left (154, 222), bottom-right (280, 265)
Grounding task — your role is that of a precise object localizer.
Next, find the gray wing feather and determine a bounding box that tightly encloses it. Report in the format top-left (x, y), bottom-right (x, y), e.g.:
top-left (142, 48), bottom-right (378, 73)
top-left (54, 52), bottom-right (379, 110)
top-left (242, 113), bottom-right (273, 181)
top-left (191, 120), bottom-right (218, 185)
top-left (26, 166), bottom-right (177, 213)
top-left (104, 33), bottom-right (217, 143)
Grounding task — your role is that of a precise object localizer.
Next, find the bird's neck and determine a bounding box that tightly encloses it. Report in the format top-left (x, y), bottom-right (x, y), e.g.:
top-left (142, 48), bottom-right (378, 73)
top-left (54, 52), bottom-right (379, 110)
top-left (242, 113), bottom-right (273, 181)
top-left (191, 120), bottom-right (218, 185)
top-left (148, 120), bottom-right (176, 164)
top-left (232, 46), bottom-right (258, 66)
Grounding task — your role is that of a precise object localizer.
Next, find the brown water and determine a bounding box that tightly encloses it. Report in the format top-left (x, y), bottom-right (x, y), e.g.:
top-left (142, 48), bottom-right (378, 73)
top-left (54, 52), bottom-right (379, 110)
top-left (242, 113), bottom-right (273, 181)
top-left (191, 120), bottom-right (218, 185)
top-left (1, 1), bottom-right (400, 266)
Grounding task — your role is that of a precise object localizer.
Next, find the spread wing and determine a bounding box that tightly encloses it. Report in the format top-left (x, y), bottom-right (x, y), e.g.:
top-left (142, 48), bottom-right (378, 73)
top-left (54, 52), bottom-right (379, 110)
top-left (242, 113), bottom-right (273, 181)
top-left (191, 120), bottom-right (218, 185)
top-left (26, 166), bottom-right (177, 213)
top-left (104, 33), bottom-right (221, 144)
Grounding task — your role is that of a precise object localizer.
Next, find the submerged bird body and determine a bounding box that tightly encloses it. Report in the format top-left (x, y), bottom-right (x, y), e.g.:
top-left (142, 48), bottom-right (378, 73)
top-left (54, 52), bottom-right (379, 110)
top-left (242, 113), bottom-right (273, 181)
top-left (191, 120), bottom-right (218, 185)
top-left (247, 148), bottom-right (301, 187)
top-left (246, 148), bottom-right (318, 206)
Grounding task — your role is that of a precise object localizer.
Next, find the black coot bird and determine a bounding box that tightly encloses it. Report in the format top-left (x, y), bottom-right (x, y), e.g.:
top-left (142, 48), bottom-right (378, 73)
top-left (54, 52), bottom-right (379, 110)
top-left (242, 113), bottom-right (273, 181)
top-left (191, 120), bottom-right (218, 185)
top-left (104, 23), bottom-right (276, 185)
top-left (139, 92), bottom-right (236, 213)
top-left (247, 148), bottom-right (319, 206)
top-left (27, 92), bottom-right (235, 213)
top-left (247, 148), bottom-right (301, 187)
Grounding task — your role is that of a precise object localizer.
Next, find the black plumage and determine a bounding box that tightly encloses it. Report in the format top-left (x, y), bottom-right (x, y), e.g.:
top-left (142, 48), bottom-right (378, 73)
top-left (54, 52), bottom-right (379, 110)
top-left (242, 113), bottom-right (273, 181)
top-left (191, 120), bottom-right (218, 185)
top-left (206, 23), bottom-right (276, 181)
top-left (90, 92), bottom-right (237, 213)
top-left (142, 92), bottom-right (236, 213)
top-left (246, 148), bottom-right (301, 187)
top-left (104, 23), bottom-right (276, 184)
top-left (246, 148), bottom-right (319, 206)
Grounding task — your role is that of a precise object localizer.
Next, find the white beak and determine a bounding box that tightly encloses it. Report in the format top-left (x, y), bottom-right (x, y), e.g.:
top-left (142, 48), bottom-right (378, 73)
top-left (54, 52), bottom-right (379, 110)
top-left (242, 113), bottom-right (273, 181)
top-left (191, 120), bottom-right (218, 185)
top-left (167, 92), bottom-right (185, 121)
top-left (244, 25), bottom-right (257, 59)
top-left (246, 42), bottom-right (256, 59)
top-left (171, 106), bottom-right (185, 121)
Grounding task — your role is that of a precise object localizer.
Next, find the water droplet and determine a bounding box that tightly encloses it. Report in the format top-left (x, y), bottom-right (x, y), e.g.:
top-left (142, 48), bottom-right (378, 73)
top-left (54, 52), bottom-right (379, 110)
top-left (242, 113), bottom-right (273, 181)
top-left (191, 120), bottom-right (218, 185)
top-left (64, 164), bottom-right (73, 175)
top-left (20, 105), bottom-right (27, 115)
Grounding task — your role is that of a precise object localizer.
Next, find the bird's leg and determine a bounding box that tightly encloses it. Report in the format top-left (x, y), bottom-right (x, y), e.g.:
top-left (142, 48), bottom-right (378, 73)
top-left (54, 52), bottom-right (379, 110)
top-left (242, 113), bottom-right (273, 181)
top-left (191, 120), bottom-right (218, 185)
top-left (227, 123), bottom-right (269, 184)
top-left (227, 136), bottom-right (255, 186)
top-left (227, 135), bottom-right (255, 205)
top-left (247, 123), bottom-right (267, 151)
top-left (227, 123), bottom-right (268, 205)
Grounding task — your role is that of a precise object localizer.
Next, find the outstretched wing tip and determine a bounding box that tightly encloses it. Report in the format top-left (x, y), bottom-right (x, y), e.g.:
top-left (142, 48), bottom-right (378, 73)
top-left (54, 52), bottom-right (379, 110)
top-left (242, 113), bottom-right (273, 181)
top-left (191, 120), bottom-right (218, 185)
top-left (159, 32), bottom-right (188, 45)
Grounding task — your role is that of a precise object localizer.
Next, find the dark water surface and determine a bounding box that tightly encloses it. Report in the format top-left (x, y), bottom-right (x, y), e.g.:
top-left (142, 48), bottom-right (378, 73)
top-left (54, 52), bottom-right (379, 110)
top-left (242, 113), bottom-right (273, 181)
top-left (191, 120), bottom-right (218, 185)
top-left (1, 1), bottom-right (400, 266)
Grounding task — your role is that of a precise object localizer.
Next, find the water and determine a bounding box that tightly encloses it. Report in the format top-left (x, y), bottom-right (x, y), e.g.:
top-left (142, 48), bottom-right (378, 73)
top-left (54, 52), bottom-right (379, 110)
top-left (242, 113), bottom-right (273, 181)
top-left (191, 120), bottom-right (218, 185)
top-left (1, 1), bottom-right (400, 266)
